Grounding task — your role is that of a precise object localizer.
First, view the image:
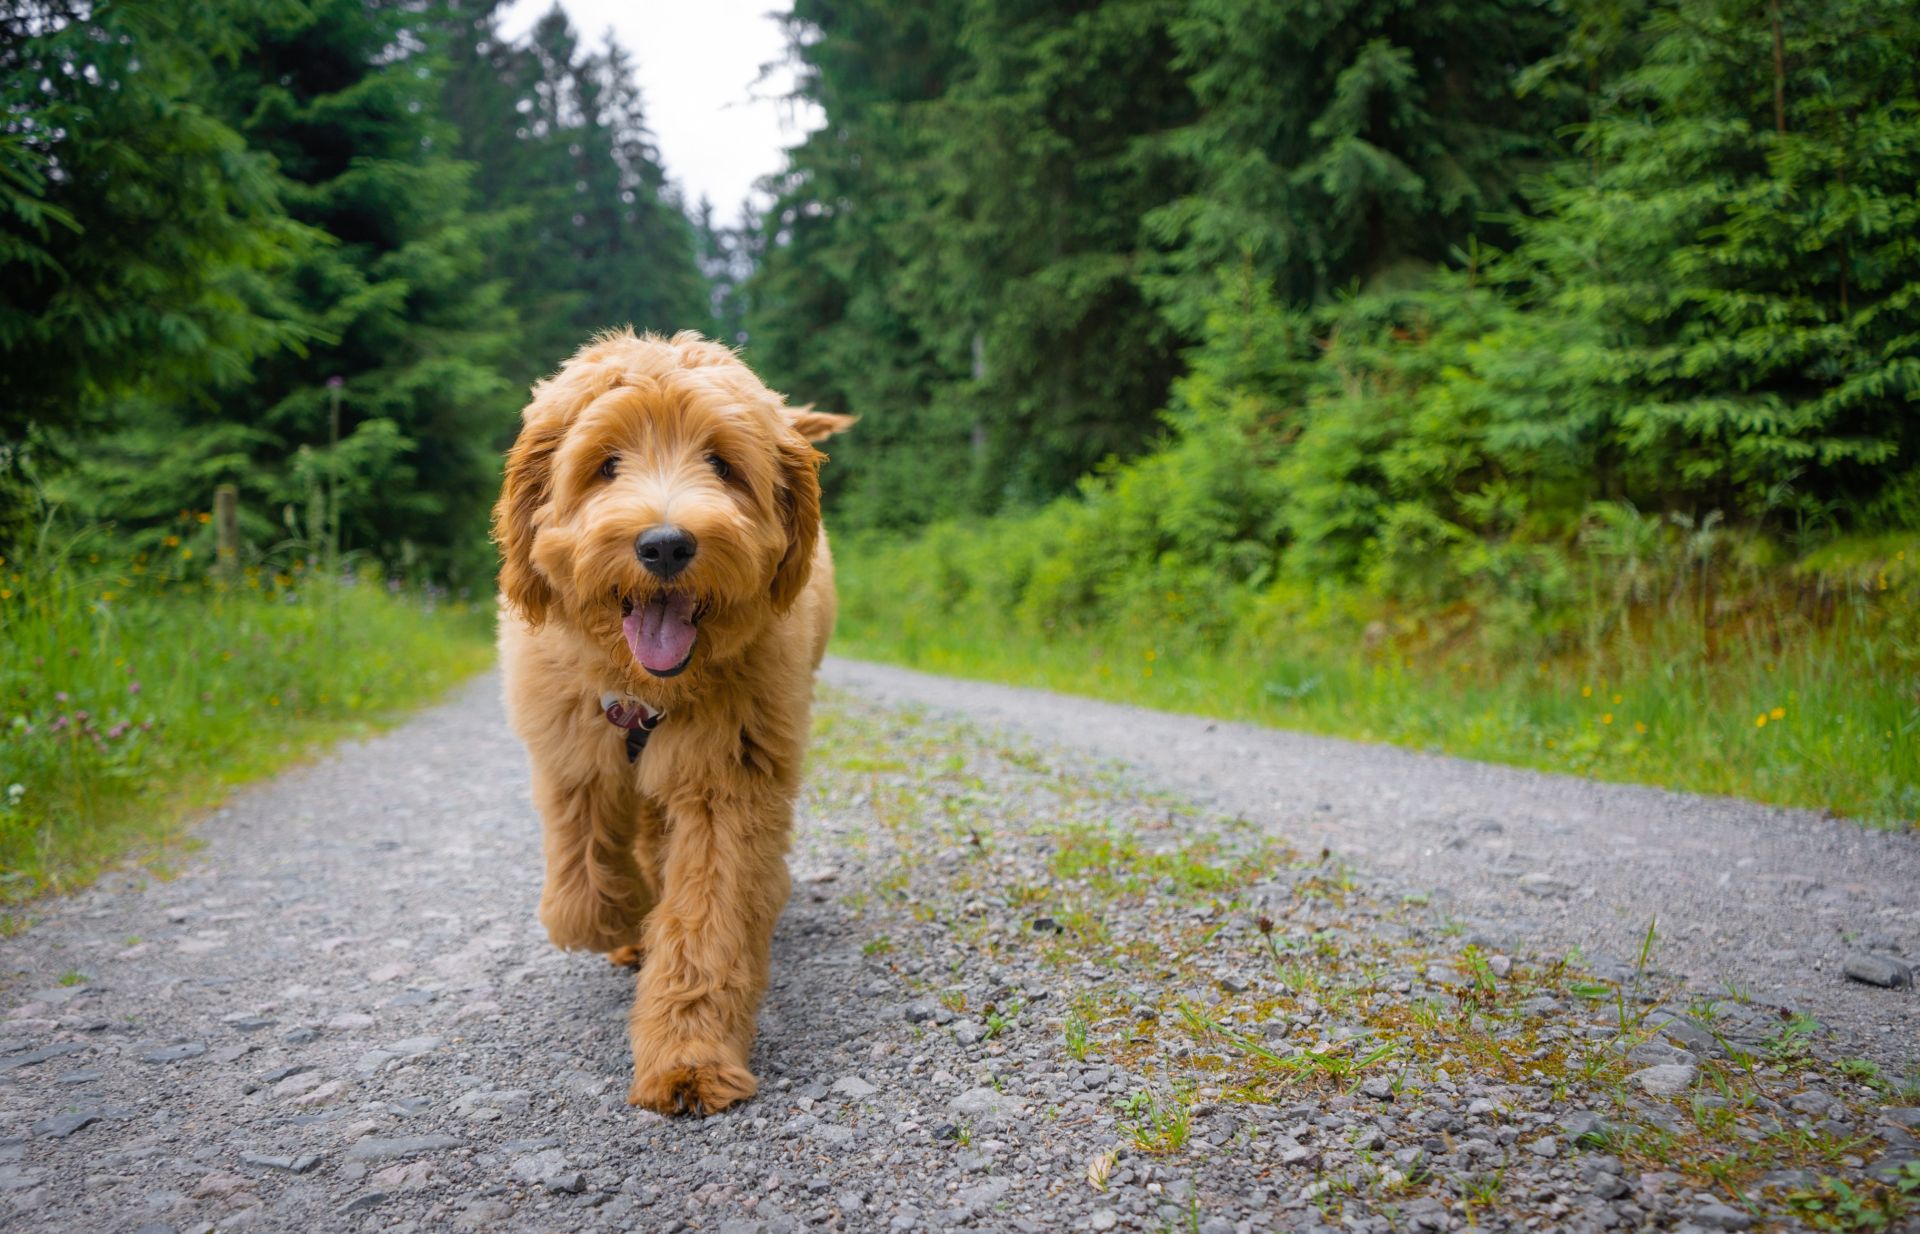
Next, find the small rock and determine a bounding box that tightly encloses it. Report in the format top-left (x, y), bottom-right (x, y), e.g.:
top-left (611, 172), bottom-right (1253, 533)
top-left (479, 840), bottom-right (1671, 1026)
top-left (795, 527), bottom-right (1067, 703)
top-left (1843, 953), bottom-right (1912, 989)
top-left (1630, 1064), bottom-right (1698, 1097)
top-left (1527, 1136), bottom-right (1559, 1159)
top-left (1359, 1077), bottom-right (1393, 1101)
top-left (345, 1135), bottom-right (462, 1162)
top-left (543, 1172), bottom-right (586, 1194)
top-left (241, 1153), bottom-right (320, 1174)
top-left (1692, 1201), bottom-right (1752, 1231)
top-left (511, 1150), bottom-right (569, 1184)
top-left (0, 1043), bottom-right (87, 1074)
top-left (292, 1079), bottom-right (347, 1107)
top-left (273, 1071), bottom-right (327, 1098)
top-left (950, 1088), bottom-right (1012, 1120)
top-left (455, 1199), bottom-right (514, 1230)
top-left (1089, 1210), bottom-right (1118, 1232)
top-left (339, 1191), bottom-right (388, 1214)
top-left (33, 1111), bottom-right (100, 1139)
top-left (140, 1042), bottom-right (207, 1064)
top-left (191, 1172), bottom-right (250, 1200)
top-left (1558, 1110), bottom-right (1613, 1147)
top-left (1517, 872), bottom-right (1572, 898)
top-left (1280, 1144), bottom-right (1319, 1168)
top-left (952, 1020), bottom-right (984, 1046)
top-left (831, 1076), bottom-right (878, 1100)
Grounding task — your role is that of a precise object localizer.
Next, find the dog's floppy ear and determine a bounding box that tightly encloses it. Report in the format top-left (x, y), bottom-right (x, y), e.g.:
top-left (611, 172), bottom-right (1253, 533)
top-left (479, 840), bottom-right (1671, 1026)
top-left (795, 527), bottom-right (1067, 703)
top-left (783, 405), bottom-right (856, 444)
top-left (492, 398), bottom-right (568, 625)
top-left (770, 425), bottom-right (825, 614)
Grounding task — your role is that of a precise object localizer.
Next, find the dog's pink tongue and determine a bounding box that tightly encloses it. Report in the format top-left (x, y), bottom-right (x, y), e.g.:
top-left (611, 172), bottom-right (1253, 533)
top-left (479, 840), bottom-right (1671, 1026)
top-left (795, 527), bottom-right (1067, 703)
top-left (624, 593), bottom-right (698, 673)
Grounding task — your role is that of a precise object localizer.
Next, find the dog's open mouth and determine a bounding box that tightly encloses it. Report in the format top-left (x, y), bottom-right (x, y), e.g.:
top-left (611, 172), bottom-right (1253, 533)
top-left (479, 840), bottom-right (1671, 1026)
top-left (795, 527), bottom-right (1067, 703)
top-left (620, 592), bottom-right (704, 678)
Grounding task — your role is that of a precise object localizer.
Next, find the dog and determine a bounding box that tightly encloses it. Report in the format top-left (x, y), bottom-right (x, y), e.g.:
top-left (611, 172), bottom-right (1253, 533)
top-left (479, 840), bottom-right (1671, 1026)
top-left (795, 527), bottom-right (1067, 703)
top-left (492, 330), bottom-right (852, 1115)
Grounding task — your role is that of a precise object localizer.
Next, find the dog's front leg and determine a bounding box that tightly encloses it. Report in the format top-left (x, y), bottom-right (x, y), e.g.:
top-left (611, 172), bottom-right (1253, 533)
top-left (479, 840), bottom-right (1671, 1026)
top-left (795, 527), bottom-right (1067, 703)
top-left (626, 777), bottom-right (791, 1115)
top-left (532, 764), bottom-right (655, 956)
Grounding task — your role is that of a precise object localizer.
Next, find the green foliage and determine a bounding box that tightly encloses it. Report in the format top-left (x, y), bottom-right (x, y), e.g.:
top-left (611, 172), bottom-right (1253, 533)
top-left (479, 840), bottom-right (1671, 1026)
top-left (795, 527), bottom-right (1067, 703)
top-left (1146, 0), bottom-right (1574, 326)
top-left (3, 0), bottom-right (716, 585)
top-left (0, 514), bottom-right (491, 903)
top-left (0, 0), bottom-right (311, 441)
top-left (749, 0), bottom-right (1199, 525)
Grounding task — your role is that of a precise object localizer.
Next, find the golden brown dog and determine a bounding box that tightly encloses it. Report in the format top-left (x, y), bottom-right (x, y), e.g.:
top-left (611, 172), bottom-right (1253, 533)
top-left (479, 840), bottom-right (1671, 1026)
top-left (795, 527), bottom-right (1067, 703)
top-left (492, 330), bottom-right (851, 1115)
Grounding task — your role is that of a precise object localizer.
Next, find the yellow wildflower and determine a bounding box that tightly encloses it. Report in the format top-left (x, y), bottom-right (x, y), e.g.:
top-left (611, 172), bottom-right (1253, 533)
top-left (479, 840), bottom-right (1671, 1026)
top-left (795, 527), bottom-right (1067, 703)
top-left (1601, 714), bottom-right (1613, 725)
top-left (1770, 707), bottom-right (1785, 720)
top-left (1755, 713), bottom-right (1768, 728)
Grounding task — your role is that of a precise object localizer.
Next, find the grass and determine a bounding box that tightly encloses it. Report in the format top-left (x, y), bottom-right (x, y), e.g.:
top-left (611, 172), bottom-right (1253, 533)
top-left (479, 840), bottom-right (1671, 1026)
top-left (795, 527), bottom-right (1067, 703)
top-left (0, 529), bottom-right (493, 910)
top-left (832, 535), bottom-right (1919, 826)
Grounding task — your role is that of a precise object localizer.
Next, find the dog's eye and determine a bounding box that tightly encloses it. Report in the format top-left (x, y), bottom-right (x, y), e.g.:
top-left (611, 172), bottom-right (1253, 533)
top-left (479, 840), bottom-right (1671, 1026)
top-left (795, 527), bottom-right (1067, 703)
top-left (599, 456), bottom-right (618, 480)
top-left (706, 453), bottom-right (730, 479)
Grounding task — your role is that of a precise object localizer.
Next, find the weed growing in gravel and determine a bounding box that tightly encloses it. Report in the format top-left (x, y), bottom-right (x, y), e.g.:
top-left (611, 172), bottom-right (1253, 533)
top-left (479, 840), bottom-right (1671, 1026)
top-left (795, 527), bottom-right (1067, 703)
top-left (1064, 1009), bottom-right (1092, 1061)
top-left (1786, 1165), bottom-right (1920, 1232)
top-left (806, 692), bottom-right (1916, 1228)
top-left (1118, 1087), bottom-right (1192, 1154)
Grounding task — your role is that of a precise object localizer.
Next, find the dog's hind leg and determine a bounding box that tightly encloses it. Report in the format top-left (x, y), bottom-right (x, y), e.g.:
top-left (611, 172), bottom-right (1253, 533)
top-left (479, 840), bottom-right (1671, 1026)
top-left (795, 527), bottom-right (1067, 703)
top-left (532, 765), bottom-right (655, 957)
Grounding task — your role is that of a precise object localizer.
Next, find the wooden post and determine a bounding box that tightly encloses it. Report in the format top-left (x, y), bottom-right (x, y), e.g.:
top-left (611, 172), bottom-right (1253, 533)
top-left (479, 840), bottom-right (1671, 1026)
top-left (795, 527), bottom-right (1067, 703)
top-left (214, 484), bottom-right (238, 576)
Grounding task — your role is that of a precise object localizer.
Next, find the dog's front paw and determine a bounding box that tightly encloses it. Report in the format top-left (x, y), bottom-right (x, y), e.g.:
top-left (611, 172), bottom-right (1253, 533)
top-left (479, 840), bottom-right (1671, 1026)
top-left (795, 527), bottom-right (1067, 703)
top-left (627, 1055), bottom-right (757, 1116)
top-left (606, 943), bottom-right (645, 970)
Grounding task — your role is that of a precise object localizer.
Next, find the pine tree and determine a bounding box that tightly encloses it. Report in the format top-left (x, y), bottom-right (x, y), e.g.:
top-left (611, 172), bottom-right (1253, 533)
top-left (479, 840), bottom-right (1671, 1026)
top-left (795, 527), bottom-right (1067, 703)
top-left (1147, 0), bottom-right (1575, 326)
top-left (444, 5), bottom-right (710, 385)
top-left (1478, 0), bottom-right (1920, 524)
top-left (67, 0), bottom-right (521, 583)
top-left (0, 0), bottom-right (307, 444)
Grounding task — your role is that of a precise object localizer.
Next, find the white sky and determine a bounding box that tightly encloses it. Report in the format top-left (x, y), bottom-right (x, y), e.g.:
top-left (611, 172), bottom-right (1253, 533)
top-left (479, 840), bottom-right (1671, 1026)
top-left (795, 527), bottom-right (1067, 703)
top-left (497, 0), bottom-right (821, 225)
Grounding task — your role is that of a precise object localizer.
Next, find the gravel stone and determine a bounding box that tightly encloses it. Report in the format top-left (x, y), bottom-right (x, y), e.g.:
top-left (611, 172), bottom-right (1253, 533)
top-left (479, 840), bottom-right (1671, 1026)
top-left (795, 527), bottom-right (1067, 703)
top-left (1843, 953), bottom-right (1913, 989)
top-left (32, 1111), bottom-right (101, 1139)
top-left (1631, 1064), bottom-right (1699, 1097)
top-left (1693, 1201), bottom-right (1754, 1230)
top-left (344, 1135), bottom-right (463, 1162)
top-left (138, 1042), bottom-right (207, 1064)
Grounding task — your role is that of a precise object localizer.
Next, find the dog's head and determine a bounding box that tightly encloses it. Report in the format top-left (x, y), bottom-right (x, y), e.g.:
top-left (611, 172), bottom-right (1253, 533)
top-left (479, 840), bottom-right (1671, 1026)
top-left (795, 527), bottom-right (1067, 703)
top-left (493, 330), bottom-right (853, 685)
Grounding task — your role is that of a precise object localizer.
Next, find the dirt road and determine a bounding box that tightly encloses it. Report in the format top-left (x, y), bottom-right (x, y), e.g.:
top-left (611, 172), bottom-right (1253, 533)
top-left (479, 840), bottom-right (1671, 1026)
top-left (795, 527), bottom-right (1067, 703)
top-left (2, 666), bottom-right (1915, 1233)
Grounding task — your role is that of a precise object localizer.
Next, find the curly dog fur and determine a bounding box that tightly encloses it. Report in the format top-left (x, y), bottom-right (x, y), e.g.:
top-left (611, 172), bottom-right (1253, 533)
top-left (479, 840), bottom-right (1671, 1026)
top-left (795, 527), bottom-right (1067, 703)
top-left (492, 330), bottom-right (851, 1115)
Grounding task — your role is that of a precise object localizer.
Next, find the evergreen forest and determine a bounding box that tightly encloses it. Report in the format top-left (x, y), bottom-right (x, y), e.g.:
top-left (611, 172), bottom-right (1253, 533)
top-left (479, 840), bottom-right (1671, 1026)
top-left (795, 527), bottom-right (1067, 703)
top-left (2, 0), bottom-right (1916, 888)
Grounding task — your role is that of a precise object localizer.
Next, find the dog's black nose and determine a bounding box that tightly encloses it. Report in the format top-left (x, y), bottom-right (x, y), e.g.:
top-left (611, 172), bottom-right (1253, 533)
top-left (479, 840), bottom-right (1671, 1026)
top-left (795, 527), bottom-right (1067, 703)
top-left (635, 525), bottom-right (698, 579)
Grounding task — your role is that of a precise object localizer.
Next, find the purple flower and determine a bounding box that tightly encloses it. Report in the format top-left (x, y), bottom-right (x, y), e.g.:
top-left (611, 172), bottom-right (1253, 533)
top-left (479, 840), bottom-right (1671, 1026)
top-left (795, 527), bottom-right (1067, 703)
top-left (128, 682), bottom-right (142, 696)
top-left (326, 376), bottom-right (345, 389)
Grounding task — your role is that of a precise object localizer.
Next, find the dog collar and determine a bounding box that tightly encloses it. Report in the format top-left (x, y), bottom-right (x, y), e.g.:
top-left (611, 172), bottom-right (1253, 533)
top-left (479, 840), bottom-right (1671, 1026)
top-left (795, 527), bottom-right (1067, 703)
top-left (600, 692), bottom-right (665, 763)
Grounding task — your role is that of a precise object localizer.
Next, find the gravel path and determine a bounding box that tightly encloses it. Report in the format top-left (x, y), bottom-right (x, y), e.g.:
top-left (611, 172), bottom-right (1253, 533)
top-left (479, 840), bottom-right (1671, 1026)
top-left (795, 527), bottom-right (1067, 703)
top-left (822, 658), bottom-right (1920, 1067)
top-left (3, 665), bottom-right (1919, 1234)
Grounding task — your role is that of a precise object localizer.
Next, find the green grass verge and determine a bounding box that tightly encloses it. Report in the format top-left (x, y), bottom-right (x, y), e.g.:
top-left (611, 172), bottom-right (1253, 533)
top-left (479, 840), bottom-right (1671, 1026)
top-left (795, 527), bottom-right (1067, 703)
top-left (833, 544), bottom-right (1918, 828)
top-left (1, 554), bottom-right (493, 912)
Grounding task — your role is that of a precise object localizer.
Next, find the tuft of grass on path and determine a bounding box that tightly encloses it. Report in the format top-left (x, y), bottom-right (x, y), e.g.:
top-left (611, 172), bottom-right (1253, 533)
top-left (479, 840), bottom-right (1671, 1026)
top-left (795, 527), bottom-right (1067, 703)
top-left (833, 539), bottom-right (1918, 827)
top-left (0, 545), bottom-right (492, 912)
